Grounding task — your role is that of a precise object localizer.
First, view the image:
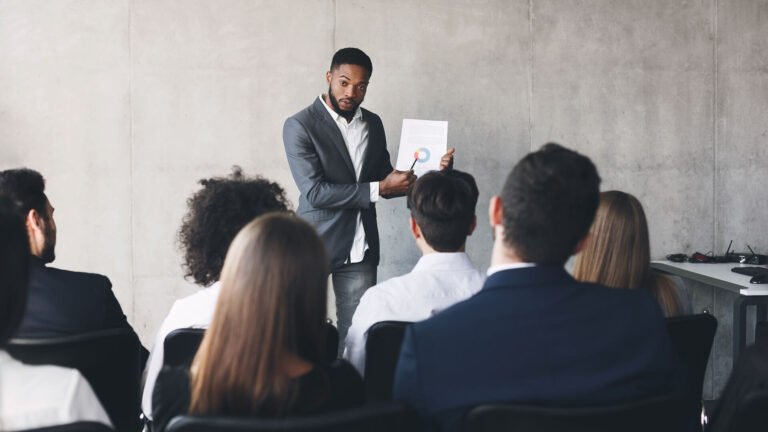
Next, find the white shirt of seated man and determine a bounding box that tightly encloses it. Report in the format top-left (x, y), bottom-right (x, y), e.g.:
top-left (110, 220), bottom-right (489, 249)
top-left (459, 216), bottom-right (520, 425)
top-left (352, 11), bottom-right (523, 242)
top-left (141, 281), bottom-right (221, 419)
top-left (343, 215), bottom-right (484, 375)
top-left (0, 350), bottom-right (112, 431)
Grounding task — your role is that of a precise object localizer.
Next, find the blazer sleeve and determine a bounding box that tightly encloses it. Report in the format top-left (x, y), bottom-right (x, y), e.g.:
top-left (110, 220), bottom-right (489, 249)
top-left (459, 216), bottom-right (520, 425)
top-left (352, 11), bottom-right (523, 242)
top-left (283, 116), bottom-right (372, 210)
top-left (99, 276), bottom-right (150, 364)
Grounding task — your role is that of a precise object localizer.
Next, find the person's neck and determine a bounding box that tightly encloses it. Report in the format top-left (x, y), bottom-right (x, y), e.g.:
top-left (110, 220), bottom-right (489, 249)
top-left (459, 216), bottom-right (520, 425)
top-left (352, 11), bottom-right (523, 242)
top-left (490, 239), bottom-right (525, 267)
top-left (417, 241), bottom-right (465, 256)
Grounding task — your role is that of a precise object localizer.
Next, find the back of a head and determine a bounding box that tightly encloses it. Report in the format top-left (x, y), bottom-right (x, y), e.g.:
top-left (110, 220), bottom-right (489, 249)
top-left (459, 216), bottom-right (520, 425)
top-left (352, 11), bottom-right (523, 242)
top-left (0, 197), bottom-right (30, 345)
top-left (407, 170), bottom-right (478, 252)
top-left (190, 213), bottom-right (329, 416)
top-left (330, 47), bottom-right (373, 75)
top-left (574, 191), bottom-right (683, 316)
top-left (501, 143), bottom-right (601, 264)
top-left (0, 168), bottom-right (48, 221)
top-left (574, 191), bottom-right (651, 289)
top-left (178, 166), bottom-right (291, 287)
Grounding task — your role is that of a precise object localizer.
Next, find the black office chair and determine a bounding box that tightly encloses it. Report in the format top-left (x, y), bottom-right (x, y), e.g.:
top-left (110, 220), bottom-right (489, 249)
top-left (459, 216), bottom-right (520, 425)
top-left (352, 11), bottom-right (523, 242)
top-left (165, 402), bottom-right (420, 432)
top-left (464, 394), bottom-right (687, 432)
top-left (665, 313), bottom-right (717, 431)
top-left (163, 322), bottom-right (340, 368)
top-left (21, 422), bottom-right (114, 432)
top-left (363, 321), bottom-right (410, 402)
top-left (731, 390), bottom-right (768, 432)
top-left (7, 328), bottom-right (143, 432)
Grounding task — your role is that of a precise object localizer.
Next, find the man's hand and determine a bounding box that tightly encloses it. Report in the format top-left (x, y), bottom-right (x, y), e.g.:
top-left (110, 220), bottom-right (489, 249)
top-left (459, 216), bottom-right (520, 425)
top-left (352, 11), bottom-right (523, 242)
top-left (440, 147), bottom-right (455, 170)
top-left (379, 169), bottom-right (416, 197)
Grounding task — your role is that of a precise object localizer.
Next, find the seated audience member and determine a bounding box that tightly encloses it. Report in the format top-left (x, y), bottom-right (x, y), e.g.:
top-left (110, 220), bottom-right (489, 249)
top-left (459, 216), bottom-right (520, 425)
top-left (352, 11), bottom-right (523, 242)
top-left (393, 144), bottom-right (685, 432)
top-left (152, 214), bottom-right (364, 431)
top-left (572, 190), bottom-right (689, 317)
top-left (0, 197), bottom-right (111, 431)
top-left (344, 169), bottom-right (484, 374)
top-left (142, 167), bottom-right (291, 418)
top-left (706, 342), bottom-right (768, 432)
top-left (0, 168), bottom-right (143, 343)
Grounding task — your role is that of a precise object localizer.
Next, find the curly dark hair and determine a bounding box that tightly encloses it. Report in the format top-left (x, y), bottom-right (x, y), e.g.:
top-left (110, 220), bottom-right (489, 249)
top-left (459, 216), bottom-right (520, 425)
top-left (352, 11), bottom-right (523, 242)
top-left (178, 167), bottom-right (291, 286)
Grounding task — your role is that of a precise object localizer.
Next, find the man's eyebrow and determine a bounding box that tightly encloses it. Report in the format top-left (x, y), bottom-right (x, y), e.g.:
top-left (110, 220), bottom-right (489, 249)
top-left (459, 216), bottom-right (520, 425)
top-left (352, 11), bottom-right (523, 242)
top-left (339, 74), bottom-right (369, 84)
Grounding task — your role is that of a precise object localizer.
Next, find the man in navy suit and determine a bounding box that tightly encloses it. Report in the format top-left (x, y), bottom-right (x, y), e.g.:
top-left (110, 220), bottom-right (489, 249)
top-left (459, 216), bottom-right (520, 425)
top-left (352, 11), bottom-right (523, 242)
top-left (393, 143), bottom-right (685, 432)
top-left (0, 168), bottom-right (143, 347)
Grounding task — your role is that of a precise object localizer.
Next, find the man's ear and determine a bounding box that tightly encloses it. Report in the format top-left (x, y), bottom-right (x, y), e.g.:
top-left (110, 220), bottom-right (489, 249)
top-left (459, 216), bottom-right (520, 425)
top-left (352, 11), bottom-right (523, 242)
top-left (325, 70), bottom-right (332, 85)
top-left (26, 209), bottom-right (43, 232)
top-left (489, 196), bottom-right (503, 228)
top-left (573, 232), bottom-right (592, 255)
top-left (409, 216), bottom-right (421, 239)
top-left (467, 215), bottom-right (477, 236)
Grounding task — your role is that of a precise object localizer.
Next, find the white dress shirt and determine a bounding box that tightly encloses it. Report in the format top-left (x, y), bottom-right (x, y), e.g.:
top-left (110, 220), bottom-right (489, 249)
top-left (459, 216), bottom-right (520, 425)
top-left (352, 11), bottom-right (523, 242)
top-left (486, 262), bottom-right (536, 276)
top-left (0, 351), bottom-right (111, 431)
top-left (141, 282), bottom-right (221, 418)
top-left (343, 252), bottom-right (484, 374)
top-left (319, 95), bottom-right (380, 264)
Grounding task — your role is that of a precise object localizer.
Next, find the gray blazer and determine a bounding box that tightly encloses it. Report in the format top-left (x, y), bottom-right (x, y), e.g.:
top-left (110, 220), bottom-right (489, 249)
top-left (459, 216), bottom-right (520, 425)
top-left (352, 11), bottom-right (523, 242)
top-left (283, 98), bottom-right (393, 269)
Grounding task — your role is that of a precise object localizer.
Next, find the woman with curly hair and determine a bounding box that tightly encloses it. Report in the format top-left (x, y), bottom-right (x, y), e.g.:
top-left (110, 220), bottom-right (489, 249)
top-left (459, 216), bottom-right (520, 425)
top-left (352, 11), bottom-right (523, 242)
top-left (142, 167), bottom-right (291, 420)
top-left (151, 214), bottom-right (363, 431)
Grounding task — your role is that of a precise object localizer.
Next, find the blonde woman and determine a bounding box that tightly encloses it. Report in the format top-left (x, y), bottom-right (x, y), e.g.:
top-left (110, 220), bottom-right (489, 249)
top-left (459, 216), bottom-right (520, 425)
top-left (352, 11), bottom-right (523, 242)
top-left (573, 191), bottom-right (689, 317)
top-left (152, 214), bottom-right (364, 431)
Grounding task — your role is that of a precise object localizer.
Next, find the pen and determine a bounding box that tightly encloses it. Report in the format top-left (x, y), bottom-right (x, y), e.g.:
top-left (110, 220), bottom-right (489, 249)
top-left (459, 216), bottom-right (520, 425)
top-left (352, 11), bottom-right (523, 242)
top-left (409, 151), bottom-right (418, 171)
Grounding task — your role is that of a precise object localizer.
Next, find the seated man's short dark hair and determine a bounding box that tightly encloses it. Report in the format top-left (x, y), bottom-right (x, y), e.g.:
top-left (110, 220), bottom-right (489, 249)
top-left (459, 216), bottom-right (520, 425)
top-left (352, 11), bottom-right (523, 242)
top-left (407, 170), bottom-right (477, 252)
top-left (501, 143), bottom-right (601, 264)
top-left (178, 167), bottom-right (291, 286)
top-left (0, 196), bottom-right (30, 345)
top-left (0, 168), bottom-right (48, 221)
top-left (330, 47), bottom-right (373, 75)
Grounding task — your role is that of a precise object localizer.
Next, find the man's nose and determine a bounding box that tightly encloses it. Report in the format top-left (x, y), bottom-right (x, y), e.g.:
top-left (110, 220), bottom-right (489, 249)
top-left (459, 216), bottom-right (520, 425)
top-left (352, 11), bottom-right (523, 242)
top-left (345, 86), bottom-right (357, 98)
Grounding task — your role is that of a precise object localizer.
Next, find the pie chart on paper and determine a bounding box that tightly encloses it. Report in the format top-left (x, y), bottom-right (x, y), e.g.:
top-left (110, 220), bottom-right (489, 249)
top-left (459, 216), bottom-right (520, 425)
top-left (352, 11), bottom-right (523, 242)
top-left (396, 119), bottom-right (448, 177)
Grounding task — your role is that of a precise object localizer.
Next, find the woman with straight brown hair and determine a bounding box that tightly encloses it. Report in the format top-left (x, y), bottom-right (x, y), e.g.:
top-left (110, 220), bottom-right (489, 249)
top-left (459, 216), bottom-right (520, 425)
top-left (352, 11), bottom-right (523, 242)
top-left (573, 190), bottom-right (688, 317)
top-left (152, 213), bottom-right (364, 431)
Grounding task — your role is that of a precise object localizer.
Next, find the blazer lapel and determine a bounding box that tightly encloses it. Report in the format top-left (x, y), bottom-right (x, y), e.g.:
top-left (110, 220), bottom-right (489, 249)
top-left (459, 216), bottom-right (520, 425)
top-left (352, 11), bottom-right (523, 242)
top-left (311, 98), bottom-right (356, 177)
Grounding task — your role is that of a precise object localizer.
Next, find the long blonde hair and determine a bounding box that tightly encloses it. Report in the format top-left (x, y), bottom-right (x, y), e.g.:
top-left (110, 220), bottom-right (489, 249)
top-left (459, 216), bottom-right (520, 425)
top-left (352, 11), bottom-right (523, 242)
top-left (573, 191), bottom-right (683, 317)
top-left (189, 213), bottom-right (329, 416)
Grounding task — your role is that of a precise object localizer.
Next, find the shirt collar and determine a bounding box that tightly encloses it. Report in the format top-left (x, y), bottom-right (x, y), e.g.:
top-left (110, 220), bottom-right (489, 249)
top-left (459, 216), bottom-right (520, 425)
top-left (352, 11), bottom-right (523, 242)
top-left (486, 262), bottom-right (536, 276)
top-left (412, 252), bottom-right (476, 273)
top-left (318, 95), bottom-right (363, 123)
top-left (0, 350), bottom-right (15, 364)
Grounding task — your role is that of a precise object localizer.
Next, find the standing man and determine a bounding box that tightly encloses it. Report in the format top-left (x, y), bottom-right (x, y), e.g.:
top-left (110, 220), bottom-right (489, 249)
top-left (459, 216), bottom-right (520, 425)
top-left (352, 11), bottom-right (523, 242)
top-left (283, 47), bottom-right (453, 348)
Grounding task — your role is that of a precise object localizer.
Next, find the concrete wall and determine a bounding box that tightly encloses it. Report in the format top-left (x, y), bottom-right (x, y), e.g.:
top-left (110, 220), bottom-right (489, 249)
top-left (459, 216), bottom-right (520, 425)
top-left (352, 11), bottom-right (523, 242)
top-left (1, 0), bottom-right (766, 380)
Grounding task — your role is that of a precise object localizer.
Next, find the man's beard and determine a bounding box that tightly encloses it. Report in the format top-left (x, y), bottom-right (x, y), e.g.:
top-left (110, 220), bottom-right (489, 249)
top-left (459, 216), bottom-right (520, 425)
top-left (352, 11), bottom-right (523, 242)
top-left (328, 86), bottom-right (357, 115)
top-left (40, 221), bottom-right (56, 263)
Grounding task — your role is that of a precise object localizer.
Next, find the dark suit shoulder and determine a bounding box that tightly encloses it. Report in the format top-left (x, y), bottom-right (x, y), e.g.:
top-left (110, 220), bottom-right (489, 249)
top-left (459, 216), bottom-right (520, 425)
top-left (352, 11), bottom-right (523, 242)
top-left (33, 265), bottom-right (111, 291)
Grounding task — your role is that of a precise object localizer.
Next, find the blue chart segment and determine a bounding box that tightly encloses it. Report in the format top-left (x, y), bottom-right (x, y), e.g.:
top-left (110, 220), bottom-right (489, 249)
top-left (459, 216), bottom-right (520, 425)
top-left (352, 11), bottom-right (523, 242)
top-left (415, 147), bottom-right (431, 163)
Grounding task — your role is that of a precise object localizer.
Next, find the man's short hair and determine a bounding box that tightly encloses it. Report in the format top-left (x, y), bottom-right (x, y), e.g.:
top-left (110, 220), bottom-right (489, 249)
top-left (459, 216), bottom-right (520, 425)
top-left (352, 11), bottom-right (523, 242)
top-left (178, 166), bottom-right (291, 286)
top-left (407, 170), bottom-right (478, 252)
top-left (501, 143), bottom-right (601, 264)
top-left (0, 168), bottom-right (48, 220)
top-left (0, 196), bottom-right (29, 345)
top-left (330, 47), bottom-right (373, 75)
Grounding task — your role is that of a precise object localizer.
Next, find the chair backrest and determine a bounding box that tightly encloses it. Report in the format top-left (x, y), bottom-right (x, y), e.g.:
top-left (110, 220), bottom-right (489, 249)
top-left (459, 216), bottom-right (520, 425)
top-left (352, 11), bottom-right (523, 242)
top-left (21, 422), bottom-right (114, 432)
top-left (166, 402), bottom-right (420, 432)
top-left (464, 394), bottom-right (687, 432)
top-left (7, 328), bottom-right (143, 432)
top-left (665, 313), bottom-right (717, 431)
top-left (163, 323), bottom-right (340, 369)
top-left (363, 321), bottom-right (410, 402)
top-left (732, 390), bottom-right (768, 432)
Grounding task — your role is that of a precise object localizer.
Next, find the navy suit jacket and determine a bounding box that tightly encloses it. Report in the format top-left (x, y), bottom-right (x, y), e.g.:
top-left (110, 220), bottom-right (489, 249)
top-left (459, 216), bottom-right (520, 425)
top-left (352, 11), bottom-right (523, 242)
top-left (283, 98), bottom-right (394, 269)
top-left (16, 257), bottom-right (139, 340)
top-left (393, 265), bottom-right (686, 432)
